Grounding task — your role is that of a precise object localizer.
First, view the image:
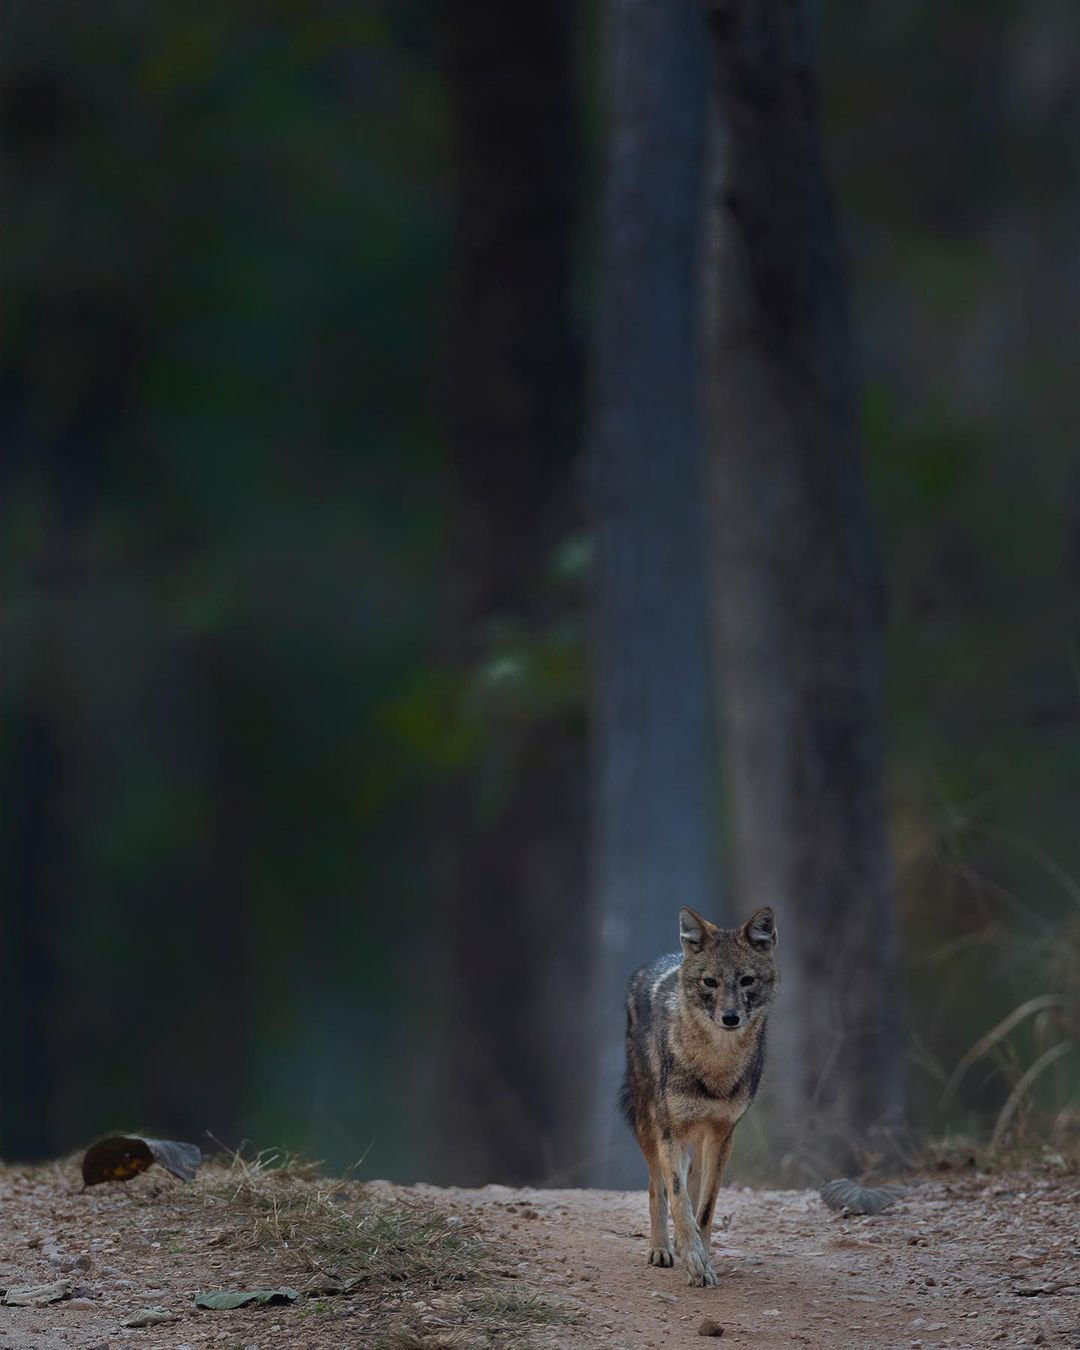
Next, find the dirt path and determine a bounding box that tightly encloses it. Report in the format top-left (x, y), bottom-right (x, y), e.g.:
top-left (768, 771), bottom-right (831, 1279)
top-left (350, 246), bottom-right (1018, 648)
top-left (1, 1163), bottom-right (1078, 1349)
top-left (420, 1174), bottom-right (1080, 1349)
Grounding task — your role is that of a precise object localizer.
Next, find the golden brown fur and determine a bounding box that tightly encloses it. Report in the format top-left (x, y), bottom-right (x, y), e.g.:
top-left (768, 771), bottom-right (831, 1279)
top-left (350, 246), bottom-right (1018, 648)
top-left (620, 906), bottom-right (778, 1286)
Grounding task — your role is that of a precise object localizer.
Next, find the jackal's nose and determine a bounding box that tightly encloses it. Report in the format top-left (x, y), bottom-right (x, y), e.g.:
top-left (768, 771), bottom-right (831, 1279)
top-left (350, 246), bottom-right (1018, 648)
top-left (721, 1010), bottom-right (741, 1029)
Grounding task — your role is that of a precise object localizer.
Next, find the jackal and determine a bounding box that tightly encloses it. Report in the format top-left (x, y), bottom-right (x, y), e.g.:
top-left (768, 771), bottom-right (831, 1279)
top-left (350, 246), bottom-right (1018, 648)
top-left (620, 906), bottom-right (778, 1286)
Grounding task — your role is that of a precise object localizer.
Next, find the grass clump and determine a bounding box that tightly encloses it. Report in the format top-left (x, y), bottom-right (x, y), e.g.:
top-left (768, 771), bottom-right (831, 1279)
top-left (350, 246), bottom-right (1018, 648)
top-left (192, 1147), bottom-right (477, 1289)
top-left (375, 1332), bottom-right (474, 1350)
top-left (135, 1147), bottom-right (566, 1347)
top-left (374, 1288), bottom-right (571, 1350)
top-left (941, 914), bottom-right (1080, 1155)
top-left (463, 1287), bottom-right (572, 1326)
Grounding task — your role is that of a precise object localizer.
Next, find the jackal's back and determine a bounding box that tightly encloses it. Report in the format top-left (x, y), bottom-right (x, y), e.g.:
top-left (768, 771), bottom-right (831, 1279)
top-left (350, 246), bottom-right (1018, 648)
top-left (620, 951), bottom-right (681, 1134)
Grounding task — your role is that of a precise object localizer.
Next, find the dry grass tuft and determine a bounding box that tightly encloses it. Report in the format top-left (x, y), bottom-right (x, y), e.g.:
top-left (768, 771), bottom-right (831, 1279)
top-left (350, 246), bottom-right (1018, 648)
top-left (174, 1148), bottom-right (565, 1346)
top-left (191, 1147), bottom-right (477, 1289)
top-left (373, 1286), bottom-right (571, 1350)
top-left (943, 914), bottom-right (1080, 1155)
top-left (462, 1287), bottom-right (573, 1326)
top-left (375, 1331), bottom-right (475, 1350)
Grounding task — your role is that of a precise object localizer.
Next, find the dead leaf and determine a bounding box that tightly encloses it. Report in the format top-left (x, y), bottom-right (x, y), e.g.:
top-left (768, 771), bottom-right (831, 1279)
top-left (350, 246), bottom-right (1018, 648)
top-left (2, 1278), bottom-right (72, 1306)
top-left (81, 1136), bottom-right (202, 1185)
top-left (195, 1288), bottom-right (299, 1310)
top-left (819, 1179), bottom-right (908, 1216)
top-left (304, 1275), bottom-right (366, 1296)
top-left (121, 1307), bottom-right (174, 1328)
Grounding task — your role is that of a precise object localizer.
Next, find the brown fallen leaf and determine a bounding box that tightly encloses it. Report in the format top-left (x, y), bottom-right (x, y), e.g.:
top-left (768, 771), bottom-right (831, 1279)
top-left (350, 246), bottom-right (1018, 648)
top-left (827, 1235), bottom-right (877, 1251)
top-left (194, 1288), bottom-right (299, 1309)
top-left (304, 1275), bottom-right (366, 1296)
top-left (2, 1278), bottom-right (72, 1306)
top-left (81, 1135), bottom-right (202, 1185)
top-left (121, 1307), bottom-right (174, 1327)
top-left (819, 1179), bottom-right (908, 1216)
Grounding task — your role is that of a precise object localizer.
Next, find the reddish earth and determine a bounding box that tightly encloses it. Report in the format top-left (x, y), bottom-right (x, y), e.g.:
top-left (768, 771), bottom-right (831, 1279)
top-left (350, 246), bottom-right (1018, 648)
top-left (1, 1162), bottom-right (1078, 1349)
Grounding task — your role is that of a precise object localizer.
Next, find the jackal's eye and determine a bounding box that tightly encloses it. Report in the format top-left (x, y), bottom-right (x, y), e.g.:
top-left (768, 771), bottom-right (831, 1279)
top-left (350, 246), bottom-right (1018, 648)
top-left (702, 976), bottom-right (718, 989)
top-left (740, 975), bottom-right (755, 987)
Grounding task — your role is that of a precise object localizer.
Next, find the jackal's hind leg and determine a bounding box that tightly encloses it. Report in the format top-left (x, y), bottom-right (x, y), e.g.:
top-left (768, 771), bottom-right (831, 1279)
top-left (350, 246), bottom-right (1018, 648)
top-left (644, 1146), bottom-right (672, 1267)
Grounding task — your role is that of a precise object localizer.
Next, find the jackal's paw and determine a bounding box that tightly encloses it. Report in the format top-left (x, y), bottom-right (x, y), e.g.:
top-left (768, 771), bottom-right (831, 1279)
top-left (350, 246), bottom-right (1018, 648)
top-left (647, 1246), bottom-right (674, 1268)
top-left (681, 1243), bottom-right (719, 1288)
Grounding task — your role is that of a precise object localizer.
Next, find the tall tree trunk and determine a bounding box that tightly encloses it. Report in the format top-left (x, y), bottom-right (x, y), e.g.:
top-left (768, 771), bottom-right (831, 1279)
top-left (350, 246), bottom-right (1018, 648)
top-left (0, 708), bottom-right (63, 1160)
top-left (705, 0), bottom-right (903, 1176)
top-left (427, 0), bottom-right (586, 1185)
top-left (586, 0), bottom-right (721, 1188)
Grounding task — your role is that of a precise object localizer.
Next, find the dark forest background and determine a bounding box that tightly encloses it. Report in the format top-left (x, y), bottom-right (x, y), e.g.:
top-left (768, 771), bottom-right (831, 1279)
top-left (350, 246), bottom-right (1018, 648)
top-left (2, 0), bottom-right (1079, 1187)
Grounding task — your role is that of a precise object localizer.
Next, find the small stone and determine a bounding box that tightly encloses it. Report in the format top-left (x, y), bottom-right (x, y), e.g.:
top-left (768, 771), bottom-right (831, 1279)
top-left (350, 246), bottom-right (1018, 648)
top-left (49, 1253), bottom-right (93, 1273)
top-left (67, 1299), bottom-right (97, 1311)
top-left (698, 1317), bottom-right (724, 1337)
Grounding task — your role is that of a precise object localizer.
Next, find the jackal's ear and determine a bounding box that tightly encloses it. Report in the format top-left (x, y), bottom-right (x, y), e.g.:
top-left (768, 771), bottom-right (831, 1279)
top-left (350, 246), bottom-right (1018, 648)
top-left (742, 907), bottom-right (777, 950)
top-left (680, 906), bottom-right (718, 953)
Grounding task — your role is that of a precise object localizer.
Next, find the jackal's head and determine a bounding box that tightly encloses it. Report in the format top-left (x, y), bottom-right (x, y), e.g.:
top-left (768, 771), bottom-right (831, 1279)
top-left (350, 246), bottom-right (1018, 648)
top-left (677, 906), bottom-right (778, 1030)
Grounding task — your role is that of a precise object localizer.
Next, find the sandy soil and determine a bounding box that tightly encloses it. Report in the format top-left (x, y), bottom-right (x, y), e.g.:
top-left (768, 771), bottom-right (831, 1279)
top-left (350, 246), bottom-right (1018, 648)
top-left (1, 1163), bottom-right (1078, 1349)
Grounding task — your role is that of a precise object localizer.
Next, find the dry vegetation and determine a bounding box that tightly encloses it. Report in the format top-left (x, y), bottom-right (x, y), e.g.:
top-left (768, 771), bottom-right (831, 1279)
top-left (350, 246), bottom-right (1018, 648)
top-left (175, 1149), bottom-right (571, 1345)
top-left (0, 1148), bottom-right (572, 1349)
top-left (4, 1147), bottom-right (1080, 1348)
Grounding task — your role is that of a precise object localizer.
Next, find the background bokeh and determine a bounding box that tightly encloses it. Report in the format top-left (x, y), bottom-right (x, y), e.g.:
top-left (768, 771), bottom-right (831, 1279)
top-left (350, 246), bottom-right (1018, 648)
top-left (2, 0), bottom-right (1079, 1180)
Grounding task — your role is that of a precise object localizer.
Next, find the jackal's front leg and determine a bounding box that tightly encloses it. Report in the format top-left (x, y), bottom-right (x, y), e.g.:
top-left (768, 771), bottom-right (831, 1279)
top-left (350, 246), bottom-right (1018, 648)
top-left (657, 1136), bottom-right (718, 1287)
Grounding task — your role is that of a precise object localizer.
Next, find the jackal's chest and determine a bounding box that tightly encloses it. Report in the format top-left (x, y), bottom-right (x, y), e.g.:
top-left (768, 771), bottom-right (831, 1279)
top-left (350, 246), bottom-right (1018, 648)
top-left (665, 1023), bottom-right (765, 1127)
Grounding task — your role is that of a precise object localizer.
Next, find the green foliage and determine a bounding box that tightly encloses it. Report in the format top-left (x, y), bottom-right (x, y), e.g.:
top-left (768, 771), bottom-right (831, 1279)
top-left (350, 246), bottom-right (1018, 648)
top-left (0, 0), bottom-right (451, 1168)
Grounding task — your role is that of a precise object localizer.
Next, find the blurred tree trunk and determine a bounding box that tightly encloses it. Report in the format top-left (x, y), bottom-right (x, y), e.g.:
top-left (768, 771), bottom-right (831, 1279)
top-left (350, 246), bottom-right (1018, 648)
top-left (428, 0), bottom-right (586, 1185)
top-left (586, 0), bottom-right (721, 1188)
top-left (0, 708), bottom-right (63, 1160)
top-left (705, 0), bottom-right (903, 1175)
top-left (0, 401), bottom-right (109, 1160)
